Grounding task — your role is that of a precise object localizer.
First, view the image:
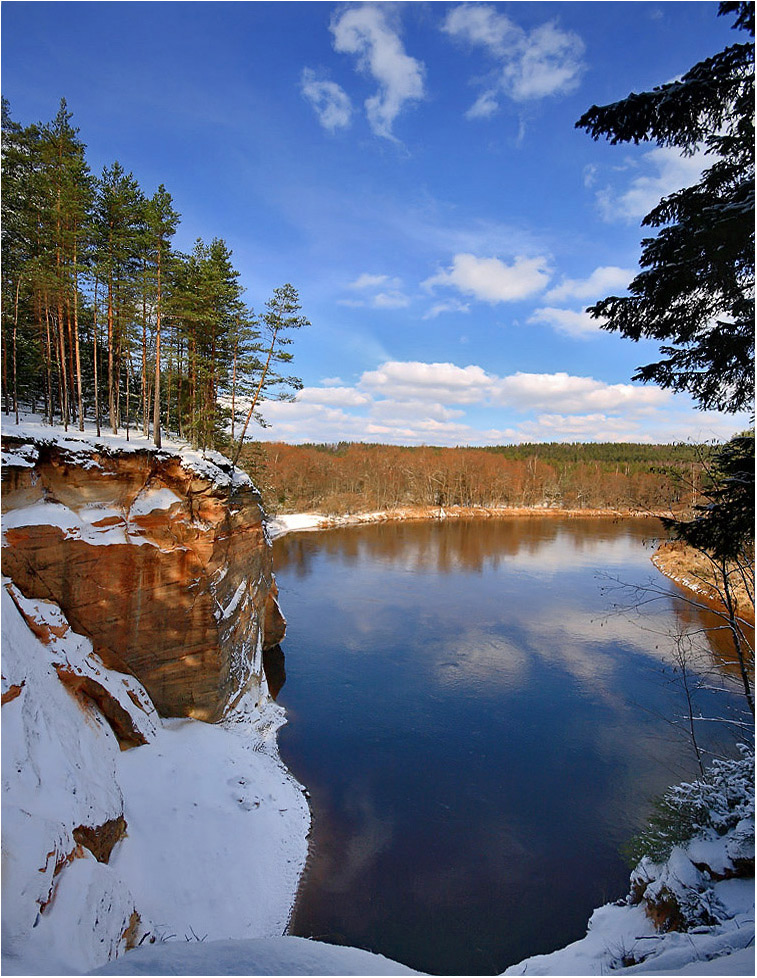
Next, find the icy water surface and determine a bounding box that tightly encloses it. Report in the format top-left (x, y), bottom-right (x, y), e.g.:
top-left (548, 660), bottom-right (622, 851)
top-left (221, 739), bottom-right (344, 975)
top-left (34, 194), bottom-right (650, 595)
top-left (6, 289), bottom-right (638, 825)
top-left (272, 518), bottom-right (741, 976)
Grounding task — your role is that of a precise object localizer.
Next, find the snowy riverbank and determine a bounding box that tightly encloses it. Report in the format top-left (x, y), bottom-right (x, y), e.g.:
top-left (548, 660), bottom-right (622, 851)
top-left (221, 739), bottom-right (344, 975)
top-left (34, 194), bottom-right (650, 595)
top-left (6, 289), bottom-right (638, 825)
top-left (266, 505), bottom-right (658, 539)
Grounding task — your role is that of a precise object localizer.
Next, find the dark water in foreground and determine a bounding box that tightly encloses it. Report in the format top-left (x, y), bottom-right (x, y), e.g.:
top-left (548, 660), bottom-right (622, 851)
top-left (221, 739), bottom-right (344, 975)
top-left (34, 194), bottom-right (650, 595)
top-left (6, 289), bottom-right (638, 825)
top-left (272, 518), bottom-right (740, 976)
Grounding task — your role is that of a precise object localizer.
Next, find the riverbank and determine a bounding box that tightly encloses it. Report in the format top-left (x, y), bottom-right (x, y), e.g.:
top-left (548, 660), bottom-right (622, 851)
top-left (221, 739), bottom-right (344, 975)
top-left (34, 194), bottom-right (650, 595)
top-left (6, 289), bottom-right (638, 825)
top-left (267, 504), bottom-right (663, 538)
top-left (652, 540), bottom-right (755, 623)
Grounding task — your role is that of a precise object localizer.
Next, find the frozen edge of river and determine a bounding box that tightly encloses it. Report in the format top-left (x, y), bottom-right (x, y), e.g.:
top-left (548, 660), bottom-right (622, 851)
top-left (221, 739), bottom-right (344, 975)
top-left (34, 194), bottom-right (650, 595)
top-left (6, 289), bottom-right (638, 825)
top-left (266, 506), bottom-right (664, 539)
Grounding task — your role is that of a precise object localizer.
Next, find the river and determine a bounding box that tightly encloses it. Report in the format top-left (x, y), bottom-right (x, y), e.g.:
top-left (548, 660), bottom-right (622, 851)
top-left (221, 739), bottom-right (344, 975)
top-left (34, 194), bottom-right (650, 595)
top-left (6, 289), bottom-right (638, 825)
top-left (272, 517), bottom-right (742, 975)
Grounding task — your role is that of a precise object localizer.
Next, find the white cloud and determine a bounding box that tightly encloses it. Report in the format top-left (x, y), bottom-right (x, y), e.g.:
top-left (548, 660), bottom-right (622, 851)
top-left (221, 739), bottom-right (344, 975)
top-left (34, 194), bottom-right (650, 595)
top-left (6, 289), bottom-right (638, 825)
top-left (349, 273), bottom-right (392, 290)
top-left (370, 399), bottom-right (465, 423)
top-left (424, 253), bottom-right (552, 304)
top-left (528, 307), bottom-right (605, 338)
top-left (519, 413), bottom-right (643, 441)
top-left (331, 4), bottom-right (425, 140)
top-left (583, 163), bottom-right (598, 188)
top-left (597, 146), bottom-right (705, 222)
top-left (296, 386), bottom-right (371, 408)
top-left (545, 266), bottom-right (634, 303)
top-left (337, 272), bottom-right (412, 309)
top-left (423, 298), bottom-right (471, 320)
top-left (245, 364), bottom-right (746, 448)
top-left (257, 400), bottom-right (369, 442)
top-left (505, 21), bottom-right (585, 101)
top-left (442, 3), bottom-right (585, 117)
top-left (465, 90), bottom-right (500, 120)
top-left (360, 360), bottom-right (492, 404)
top-left (442, 3), bottom-right (518, 55)
top-left (373, 290), bottom-right (411, 309)
top-left (491, 372), bottom-right (669, 414)
top-left (300, 69), bottom-right (352, 131)
top-left (340, 274), bottom-right (410, 310)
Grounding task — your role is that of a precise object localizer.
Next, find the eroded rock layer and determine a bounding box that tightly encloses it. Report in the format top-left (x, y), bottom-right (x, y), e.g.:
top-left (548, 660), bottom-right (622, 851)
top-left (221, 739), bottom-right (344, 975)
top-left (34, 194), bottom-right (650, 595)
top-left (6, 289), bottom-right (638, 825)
top-left (2, 436), bottom-right (284, 720)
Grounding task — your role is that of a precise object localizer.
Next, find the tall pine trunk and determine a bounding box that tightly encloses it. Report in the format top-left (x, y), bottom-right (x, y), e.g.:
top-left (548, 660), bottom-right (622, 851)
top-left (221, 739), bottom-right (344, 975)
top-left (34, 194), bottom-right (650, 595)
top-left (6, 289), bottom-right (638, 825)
top-left (108, 266), bottom-right (116, 433)
top-left (93, 277), bottom-right (101, 437)
top-left (232, 325), bottom-right (279, 466)
top-left (231, 335), bottom-right (238, 441)
top-left (152, 244), bottom-right (162, 447)
top-left (41, 294), bottom-right (53, 424)
top-left (2, 317), bottom-right (8, 416)
top-left (57, 297), bottom-right (69, 429)
top-left (125, 349), bottom-right (131, 442)
top-left (13, 277), bottom-right (21, 424)
top-left (65, 297), bottom-right (76, 424)
top-left (72, 236), bottom-right (84, 430)
top-left (142, 263), bottom-right (149, 437)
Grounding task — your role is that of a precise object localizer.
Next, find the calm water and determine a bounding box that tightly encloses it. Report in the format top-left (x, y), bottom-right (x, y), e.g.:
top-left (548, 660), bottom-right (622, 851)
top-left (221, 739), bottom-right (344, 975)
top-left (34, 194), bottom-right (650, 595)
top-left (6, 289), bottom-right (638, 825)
top-left (272, 518), bottom-right (740, 976)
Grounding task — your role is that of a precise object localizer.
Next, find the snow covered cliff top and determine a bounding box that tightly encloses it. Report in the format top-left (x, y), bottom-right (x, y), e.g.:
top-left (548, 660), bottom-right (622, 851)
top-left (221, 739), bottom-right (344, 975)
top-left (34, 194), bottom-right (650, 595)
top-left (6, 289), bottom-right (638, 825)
top-left (1, 413), bottom-right (253, 493)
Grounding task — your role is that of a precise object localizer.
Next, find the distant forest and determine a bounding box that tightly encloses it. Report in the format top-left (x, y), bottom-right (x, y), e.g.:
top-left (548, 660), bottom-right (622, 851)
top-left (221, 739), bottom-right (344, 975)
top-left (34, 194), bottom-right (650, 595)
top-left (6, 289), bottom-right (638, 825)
top-left (248, 441), bottom-right (710, 515)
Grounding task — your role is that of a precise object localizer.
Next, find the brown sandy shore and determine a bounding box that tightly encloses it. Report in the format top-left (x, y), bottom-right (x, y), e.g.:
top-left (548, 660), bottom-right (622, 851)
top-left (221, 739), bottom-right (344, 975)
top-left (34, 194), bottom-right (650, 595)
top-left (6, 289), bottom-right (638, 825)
top-left (652, 539), bottom-right (755, 624)
top-left (272, 503), bottom-right (668, 527)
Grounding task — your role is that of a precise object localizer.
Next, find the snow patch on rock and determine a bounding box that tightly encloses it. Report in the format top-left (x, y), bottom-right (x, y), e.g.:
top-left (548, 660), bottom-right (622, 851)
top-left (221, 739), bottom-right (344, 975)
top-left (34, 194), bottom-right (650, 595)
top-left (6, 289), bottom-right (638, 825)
top-left (3, 413), bottom-right (253, 493)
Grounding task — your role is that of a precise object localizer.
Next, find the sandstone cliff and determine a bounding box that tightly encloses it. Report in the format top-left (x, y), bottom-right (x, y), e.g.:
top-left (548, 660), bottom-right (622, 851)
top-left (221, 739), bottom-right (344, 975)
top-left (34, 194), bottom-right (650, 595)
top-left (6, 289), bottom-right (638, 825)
top-left (2, 430), bottom-right (286, 721)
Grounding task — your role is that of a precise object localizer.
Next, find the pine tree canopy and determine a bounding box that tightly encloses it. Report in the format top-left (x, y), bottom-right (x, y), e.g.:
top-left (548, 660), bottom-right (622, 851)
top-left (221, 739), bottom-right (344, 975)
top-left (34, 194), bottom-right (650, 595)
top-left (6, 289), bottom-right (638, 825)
top-left (576, 1), bottom-right (754, 415)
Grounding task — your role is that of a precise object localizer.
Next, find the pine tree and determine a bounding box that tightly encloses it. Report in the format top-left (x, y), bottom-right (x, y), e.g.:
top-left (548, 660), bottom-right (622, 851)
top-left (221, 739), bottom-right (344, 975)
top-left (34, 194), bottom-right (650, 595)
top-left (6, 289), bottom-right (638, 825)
top-left (145, 185), bottom-right (179, 447)
top-left (94, 162), bottom-right (145, 433)
top-left (576, 1), bottom-right (754, 415)
top-left (232, 283), bottom-right (307, 465)
top-left (226, 307), bottom-right (262, 443)
top-left (1, 99), bottom-right (37, 421)
top-left (2, 98), bottom-right (306, 460)
top-left (41, 100), bottom-right (94, 430)
top-left (168, 238), bottom-right (246, 450)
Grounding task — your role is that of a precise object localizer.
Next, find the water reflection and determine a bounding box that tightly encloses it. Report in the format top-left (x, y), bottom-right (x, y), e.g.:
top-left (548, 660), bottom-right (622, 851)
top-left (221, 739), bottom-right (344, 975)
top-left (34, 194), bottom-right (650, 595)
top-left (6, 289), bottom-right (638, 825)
top-left (274, 518), bottom-right (743, 976)
top-left (273, 517), bottom-right (660, 578)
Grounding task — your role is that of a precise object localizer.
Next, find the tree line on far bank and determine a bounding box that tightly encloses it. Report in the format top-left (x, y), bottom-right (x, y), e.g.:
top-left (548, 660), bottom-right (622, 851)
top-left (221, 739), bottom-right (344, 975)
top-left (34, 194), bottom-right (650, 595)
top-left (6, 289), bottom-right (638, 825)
top-left (250, 440), bottom-right (711, 515)
top-left (1, 98), bottom-right (307, 453)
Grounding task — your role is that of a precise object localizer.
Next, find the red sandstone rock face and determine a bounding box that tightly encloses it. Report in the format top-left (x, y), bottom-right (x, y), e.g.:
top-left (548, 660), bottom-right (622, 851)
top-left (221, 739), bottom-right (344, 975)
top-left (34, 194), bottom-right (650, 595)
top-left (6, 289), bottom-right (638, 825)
top-left (1, 438), bottom-right (284, 721)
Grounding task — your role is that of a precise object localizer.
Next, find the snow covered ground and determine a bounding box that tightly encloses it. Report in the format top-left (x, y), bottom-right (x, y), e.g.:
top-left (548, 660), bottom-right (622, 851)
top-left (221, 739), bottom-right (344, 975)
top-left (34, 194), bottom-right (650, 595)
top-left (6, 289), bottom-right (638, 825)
top-left (90, 935), bottom-right (423, 975)
top-left (86, 933), bottom-right (755, 976)
top-left (266, 512), bottom-right (329, 538)
top-left (502, 890), bottom-right (754, 976)
top-left (1, 412), bottom-right (253, 492)
top-left (108, 698), bottom-right (309, 946)
top-left (1, 579), bottom-right (309, 976)
top-left (85, 876), bottom-right (755, 976)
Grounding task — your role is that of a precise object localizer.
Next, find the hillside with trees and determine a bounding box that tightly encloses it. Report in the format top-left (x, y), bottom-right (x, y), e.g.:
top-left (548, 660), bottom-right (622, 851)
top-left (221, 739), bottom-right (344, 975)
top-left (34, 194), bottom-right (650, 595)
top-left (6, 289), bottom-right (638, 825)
top-left (248, 440), bottom-right (710, 515)
top-left (1, 98), bottom-right (305, 453)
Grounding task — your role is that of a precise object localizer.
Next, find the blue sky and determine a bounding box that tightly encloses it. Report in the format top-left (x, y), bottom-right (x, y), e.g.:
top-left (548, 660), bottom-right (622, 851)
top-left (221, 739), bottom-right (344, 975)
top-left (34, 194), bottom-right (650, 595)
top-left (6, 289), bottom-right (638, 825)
top-left (2, 1), bottom-right (749, 445)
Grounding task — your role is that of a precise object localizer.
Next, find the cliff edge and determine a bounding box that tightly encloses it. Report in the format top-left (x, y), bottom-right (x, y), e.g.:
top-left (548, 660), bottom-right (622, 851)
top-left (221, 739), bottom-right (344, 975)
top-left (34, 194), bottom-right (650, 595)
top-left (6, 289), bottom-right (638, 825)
top-left (1, 426), bottom-right (286, 721)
